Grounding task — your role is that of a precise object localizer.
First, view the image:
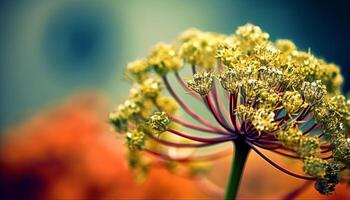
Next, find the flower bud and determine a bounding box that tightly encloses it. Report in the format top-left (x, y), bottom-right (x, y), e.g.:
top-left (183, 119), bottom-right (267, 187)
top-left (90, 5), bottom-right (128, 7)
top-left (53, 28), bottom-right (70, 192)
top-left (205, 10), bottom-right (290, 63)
top-left (187, 72), bottom-right (214, 96)
top-left (147, 112), bottom-right (170, 132)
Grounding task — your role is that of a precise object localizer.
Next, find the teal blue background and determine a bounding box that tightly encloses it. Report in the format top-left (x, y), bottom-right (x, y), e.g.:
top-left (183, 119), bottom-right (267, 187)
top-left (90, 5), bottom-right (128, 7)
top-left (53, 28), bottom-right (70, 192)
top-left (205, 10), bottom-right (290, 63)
top-left (1, 0), bottom-right (349, 131)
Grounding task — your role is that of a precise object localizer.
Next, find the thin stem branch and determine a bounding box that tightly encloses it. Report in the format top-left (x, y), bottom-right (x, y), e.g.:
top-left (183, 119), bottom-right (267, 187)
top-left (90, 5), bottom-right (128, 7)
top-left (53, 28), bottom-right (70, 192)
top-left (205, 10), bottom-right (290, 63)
top-left (191, 65), bottom-right (196, 74)
top-left (144, 147), bottom-right (231, 163)
top-left (167, 128), bottom-right (236, 143)
top-left (175, 72), bottom-right (201, 100)
top-left (148, 134), bottom-right (219, 148)
top-left (270, 149), bottom-right (300, 159)
top-left (162, 76), bottom-right (225, 132)
top-left (154, 100), bottom-right (228, 135)
top-left (211, 81), bottom-right (231, 124)
top-left (229, 93), bottom-right (240, 132)
top-left (303, 123), bottom-right (318, 135)
top-left (248, 143), bottom-right (316, 180)
top-left (169, 115), bottom-right (228, 135)
top-left (204, 95), bottom-right (235, 133)
top-left (296, 106), bottom-right (312, 121)
top-left (252, 141), bottom-right (281, 150)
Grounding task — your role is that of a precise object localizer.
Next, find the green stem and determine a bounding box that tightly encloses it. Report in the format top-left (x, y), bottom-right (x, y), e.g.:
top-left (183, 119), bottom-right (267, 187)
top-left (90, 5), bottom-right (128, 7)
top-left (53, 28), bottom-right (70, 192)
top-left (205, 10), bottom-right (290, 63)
top-left (225, 139), bottom-right (251, 200)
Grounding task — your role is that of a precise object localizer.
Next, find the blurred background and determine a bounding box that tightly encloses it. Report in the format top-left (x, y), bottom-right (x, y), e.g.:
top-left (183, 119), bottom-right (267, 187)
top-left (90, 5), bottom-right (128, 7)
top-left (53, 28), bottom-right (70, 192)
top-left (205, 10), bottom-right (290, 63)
top-left (0, 0), bottom-right (349, 199)
top-left (1, 0), bottom-right (349, 130)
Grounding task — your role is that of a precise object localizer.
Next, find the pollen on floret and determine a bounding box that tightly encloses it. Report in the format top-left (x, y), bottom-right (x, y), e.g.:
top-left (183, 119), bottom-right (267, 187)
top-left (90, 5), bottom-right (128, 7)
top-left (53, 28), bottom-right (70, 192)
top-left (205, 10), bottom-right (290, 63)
top-left (235, 23), bottom-right (269, 45)
top-left (282, 91), bottom-right (304, 114)
top-left (140, 78), bottom-right (162, 98)
top-left (126, 59), bottom-right (150, 82)
top-left (241, 79), bottom-right (266, 101)
top-left (297, 136), bottom-right (321, 158)
top-left (277, 126), bottom-right (303, 150)
top-left (178, 31), bottom-right (224, 69)
top-left (301, 80), bottom-right (327, 104)
top-left (218, 68), bottom-right (241, 94)
top-left (216, 41), bottom-right (237, 67)
top-left (187, 71), bottom-right (214, 96)
top-left (252, 108), bottom-right (277, 132)
top-left (257, 66), bottom-right (283, 88)
top-left (109, 100), bottom-right (141, 132)
top-left (332, 135), bottom-right (350, 166)
top-left (147, 112), bottom-right (170, 133)
top-left (256, 90), bottom-right (280, 109)
top-left (126, 129), bottom-right (146, 151)
top-left (303, 157), bottom-right (327, 177)
top-left (148, 42), bottom-right (183, 75)
top-left (236, 105), bottom-right (255, 121)
top-left (275, 39), bottom-right (297, 53)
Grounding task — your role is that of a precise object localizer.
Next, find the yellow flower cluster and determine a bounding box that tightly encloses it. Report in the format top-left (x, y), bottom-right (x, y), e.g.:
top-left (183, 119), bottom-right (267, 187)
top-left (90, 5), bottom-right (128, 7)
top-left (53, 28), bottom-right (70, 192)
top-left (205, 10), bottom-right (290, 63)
top-left (178, 29), bottom-right (224, 69)
top-left (186, 72), bottom-right (214, 96)
top-left (146, 112), bottom-right (170, 133)
top-left (110, 23), bottom-right (349, 194)
top-left (149, 43), bottom-right (183, 75)
top-left (282, 91), bottom-right (304, 114)
top-left (252, 108), bottom-right (277, 132)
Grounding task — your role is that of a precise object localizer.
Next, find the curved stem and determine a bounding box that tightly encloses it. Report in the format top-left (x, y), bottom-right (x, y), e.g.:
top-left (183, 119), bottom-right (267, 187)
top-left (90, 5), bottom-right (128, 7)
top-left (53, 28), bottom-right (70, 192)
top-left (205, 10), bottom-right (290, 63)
top-left (303, 123), bottom-right (318, 135)
top-left (154, 101), bottom-right (228, 135)
top-left (167, 128), bottom-right (235, 143)
top-left (204, 95), bottom-right (235, 133)
top-left (248, 143), bottom-right (316, 180)
top-left (225, 139), bottom-right (251, 200)
top-left (254, 146), bottom-right (300, 159)
top-left (296, 106), bottom-right (311, 121)
top-left (144, 147), bottom-right (231, 163)
top-left (162, 76), bottom-right (224, 132)
top-left (191, 64), bottom-right (196, 74)
top-left (251, 141), bottom-right (281, 150)
top-left (175, 72), bottom-right (201, 100)
top-left (211, 81), bottom-right (231, 125)
top-left (169, 115), bottom-right (228, 135)
top-left (229, 93), bottom-right (240, 132)
top-left (148, 134), bottom-right (217, 148)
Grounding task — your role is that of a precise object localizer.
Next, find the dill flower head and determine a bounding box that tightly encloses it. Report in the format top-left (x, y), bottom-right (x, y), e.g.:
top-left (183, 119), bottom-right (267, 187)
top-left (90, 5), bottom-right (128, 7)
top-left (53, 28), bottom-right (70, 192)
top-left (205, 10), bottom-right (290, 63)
top-left (110, 23), bottom-right (349, 195)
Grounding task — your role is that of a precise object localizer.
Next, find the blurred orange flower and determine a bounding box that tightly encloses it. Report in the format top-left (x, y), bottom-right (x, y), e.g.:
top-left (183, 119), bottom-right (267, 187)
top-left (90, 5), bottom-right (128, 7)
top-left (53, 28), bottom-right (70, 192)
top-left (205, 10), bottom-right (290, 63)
top-left (0, 94), bottom-right (208, 200)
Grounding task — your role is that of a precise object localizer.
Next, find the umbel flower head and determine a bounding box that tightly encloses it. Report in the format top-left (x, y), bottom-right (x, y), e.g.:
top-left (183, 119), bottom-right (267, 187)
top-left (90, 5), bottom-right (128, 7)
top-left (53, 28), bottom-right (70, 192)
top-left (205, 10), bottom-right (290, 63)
top-left (110, 23), bottom-right (349, 195)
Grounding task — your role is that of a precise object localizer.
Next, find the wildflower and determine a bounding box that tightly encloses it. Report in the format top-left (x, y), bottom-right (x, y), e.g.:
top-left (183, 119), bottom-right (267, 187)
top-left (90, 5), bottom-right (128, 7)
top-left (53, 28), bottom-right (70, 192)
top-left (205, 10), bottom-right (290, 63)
top-left (127, 130), bottom-right (147, 151)
top-left (187, 72), bottom-right (214, 96)
top-left (140, 77), bottom-right (162, 98)
top-left (147, 112), bottom-right (170, 133)
top-left (178, 29), bottom-right (224, 69)
top-left (155, 96), bottom-right (178, 114)
top-left (126, 59), bottom-right (150, 82)
top-left (275, 39), bottom-right (296, 53)
top-left (300, 80), bottom-right (327, 104)
top-left (218, 68), bottom-right (241, 94)
top-left (282, 91), bottom-right (304, 114)
top-left (110, 23), bottom-right (349, 199)
top-left (303, 157), bottom-right (327, 177)
top-left (109, 100), bottom-right (141, 132)
top-left (148, 43), bottom-right (183, 75)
